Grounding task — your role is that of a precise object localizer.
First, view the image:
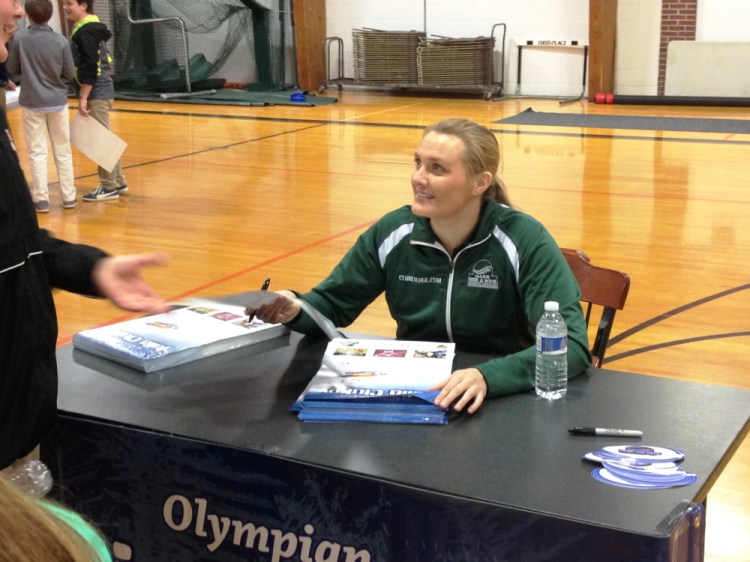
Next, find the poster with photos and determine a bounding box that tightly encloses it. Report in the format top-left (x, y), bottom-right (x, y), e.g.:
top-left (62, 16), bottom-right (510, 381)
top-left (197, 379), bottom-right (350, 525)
top-left (291, 338), bottom-right (456, 416)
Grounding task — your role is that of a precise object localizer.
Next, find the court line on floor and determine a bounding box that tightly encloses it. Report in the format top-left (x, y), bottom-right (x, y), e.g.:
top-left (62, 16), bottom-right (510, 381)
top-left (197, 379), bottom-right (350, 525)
top-left (343, 102), bottom-right (424, 122)
top-left (606, 332), bottom-right (750, 363)
top-left (69, 121), bottom-right (328, 183)
top-left (605, 283), bottom-right (750, 362)
top-left (165, 220), bottom-right (377, 301)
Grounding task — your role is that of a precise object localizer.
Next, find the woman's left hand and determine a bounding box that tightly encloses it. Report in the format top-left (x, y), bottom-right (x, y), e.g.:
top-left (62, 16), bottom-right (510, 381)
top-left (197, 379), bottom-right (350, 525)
top-left (431, 368), bottom-right (487, 414)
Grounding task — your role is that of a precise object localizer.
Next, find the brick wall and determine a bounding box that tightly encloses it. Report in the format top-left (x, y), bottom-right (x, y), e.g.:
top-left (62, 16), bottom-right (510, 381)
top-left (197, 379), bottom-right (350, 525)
top-left (658, 0), bottom-right (697, 95)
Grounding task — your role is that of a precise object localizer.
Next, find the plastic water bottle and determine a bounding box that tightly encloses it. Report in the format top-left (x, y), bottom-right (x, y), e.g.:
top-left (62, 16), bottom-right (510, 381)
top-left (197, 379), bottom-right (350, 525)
top-left (535, 301), bottom-right (568, 400)
top-left (6, 459), bottom-right (53, 497)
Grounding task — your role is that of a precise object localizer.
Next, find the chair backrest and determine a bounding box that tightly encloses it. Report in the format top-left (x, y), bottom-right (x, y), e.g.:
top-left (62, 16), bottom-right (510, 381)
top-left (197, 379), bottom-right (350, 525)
top-left (561, 248), bottom-right (631, 368)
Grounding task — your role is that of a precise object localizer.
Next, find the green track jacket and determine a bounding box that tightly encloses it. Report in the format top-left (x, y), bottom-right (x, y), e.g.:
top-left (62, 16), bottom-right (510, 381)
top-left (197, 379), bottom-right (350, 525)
top-left (291, 202), bottom-right (591, 397)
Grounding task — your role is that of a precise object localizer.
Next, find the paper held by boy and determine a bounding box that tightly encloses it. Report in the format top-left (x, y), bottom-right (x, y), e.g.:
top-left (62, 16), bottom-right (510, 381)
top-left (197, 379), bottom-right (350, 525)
top-left (4, 86), bottom-right (20, 111)
top-left (70, 112), bottom-right (127, 173)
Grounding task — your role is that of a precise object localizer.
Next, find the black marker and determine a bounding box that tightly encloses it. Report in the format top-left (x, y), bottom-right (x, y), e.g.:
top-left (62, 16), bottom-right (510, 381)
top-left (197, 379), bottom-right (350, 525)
top-left (247, 278), bottom-right (271, 323)
top-left (568, 427), bottom-right (643, 437)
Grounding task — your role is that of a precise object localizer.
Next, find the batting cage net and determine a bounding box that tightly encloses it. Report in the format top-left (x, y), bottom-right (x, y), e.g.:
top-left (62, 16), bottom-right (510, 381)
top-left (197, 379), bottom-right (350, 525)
top-left (96, 0), bottom-right (296, 94)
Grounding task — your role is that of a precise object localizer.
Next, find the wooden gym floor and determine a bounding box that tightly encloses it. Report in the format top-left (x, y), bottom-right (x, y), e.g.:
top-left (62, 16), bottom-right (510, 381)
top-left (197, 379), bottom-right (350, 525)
top-left (7, 90), bottom-right (748, 561)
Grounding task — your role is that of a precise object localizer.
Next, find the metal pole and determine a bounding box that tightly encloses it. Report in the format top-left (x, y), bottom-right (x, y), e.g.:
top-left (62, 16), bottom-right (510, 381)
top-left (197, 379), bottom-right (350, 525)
top-left (124, 0), bottom-right (192, 93)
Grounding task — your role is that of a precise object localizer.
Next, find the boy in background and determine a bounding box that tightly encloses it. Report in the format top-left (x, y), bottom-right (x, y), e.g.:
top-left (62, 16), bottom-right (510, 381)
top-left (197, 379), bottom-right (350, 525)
top-left (63, 0), bottom-right (127, 202)
top-left (7, 0), bottom-right (77, 212)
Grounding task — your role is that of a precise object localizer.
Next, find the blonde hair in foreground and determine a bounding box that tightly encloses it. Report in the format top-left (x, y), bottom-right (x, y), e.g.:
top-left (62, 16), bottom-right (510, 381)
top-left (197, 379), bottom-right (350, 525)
top-left (423, 118), bottom-right (511, 206)
top-left (0, 475), bottom-right (104, 562)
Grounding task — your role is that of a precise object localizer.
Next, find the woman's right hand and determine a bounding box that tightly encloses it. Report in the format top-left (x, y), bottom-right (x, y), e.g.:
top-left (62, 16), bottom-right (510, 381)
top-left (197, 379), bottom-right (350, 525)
top-left (248, 290), bottom-right (301, 324)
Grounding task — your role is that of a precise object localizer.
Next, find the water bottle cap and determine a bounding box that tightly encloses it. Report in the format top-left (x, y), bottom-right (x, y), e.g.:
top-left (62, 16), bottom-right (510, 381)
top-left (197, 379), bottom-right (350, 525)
top-left (544, 301), bottom-right (559, 312)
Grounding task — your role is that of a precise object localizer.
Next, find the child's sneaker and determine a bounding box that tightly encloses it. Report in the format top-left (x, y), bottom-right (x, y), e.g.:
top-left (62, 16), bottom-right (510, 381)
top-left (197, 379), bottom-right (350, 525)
top-left (117, 184), bottom-right (128, 194)
top-left (83, 186), bottom-right (119, 202)
top-left (34, 200), bottom-right (49, 213)
top-left (63, 199), bottom-right (78, 209)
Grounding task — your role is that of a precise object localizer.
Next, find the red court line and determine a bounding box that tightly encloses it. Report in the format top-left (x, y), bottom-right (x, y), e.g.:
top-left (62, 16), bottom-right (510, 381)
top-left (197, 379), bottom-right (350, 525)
top-left (56, 219), bottom-right (377, 347)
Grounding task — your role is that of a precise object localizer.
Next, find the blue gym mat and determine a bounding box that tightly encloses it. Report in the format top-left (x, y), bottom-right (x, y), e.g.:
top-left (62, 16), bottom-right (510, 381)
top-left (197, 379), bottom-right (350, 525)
top-left (496, 108), bottom-right (750, 134)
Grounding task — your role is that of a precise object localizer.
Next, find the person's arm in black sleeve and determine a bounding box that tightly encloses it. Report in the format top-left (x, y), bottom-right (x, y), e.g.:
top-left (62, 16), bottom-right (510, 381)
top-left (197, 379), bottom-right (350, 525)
top-left (0, 57), bottom-right (12, 79)
top-left (39, 229), bottom-right (108, 297)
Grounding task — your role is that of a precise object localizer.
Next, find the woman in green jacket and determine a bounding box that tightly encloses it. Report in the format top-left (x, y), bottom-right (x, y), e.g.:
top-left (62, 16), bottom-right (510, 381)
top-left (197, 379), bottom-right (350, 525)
top-left (255, 118), bottom-right (591, 414)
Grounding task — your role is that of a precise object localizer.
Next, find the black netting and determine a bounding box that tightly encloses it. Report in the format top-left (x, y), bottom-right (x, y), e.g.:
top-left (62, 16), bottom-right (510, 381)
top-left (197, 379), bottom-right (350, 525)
top-left (102, 0), bottom-right (295, 93)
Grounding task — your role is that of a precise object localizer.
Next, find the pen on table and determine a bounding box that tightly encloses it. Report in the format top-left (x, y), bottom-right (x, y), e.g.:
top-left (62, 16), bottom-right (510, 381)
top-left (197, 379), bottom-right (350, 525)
top-left (247, 278), bottom-right (271, 323)
top-left (568, 427), bottom-right (643, 437)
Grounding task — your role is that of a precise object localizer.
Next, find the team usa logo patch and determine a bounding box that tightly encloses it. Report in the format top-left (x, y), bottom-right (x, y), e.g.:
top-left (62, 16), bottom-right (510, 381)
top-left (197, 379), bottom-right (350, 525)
top-left (467, 259), bottom-right (499, 289)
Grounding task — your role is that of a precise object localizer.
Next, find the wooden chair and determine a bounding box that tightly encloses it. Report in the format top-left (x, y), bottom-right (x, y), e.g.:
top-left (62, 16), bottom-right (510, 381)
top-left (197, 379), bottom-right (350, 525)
top-left (561, 249), bottom-right (631, 368)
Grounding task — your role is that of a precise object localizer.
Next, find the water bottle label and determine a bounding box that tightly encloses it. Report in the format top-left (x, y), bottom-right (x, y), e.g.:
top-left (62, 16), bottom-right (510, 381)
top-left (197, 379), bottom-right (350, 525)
top-left (538, 335), bottom-right (567, 354)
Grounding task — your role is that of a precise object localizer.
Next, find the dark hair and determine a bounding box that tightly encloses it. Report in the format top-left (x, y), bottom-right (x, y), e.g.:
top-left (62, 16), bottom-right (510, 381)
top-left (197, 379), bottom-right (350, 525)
top-left (71, 0), bottom-right (94, 14)
top-left (25, 0), bottom-right (54, 24)
top-left (423, 118), bottom-right (511, 206)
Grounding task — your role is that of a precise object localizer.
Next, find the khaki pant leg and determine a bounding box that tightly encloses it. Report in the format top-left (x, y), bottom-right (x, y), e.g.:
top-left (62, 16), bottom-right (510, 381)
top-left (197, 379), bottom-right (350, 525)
top-left (88, 99), bottom-right (125, 189)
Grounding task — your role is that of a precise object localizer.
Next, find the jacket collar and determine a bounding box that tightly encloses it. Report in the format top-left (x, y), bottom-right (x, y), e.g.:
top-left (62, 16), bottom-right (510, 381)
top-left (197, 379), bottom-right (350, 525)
top-left (71, 14), bottom-right (101, 37)
top-left (410, 200), bottom-right (496, 246)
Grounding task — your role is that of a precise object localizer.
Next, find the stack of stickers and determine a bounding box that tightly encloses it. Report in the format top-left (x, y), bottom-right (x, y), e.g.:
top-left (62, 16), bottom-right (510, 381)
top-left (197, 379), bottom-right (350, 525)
top-left (584, 445), bottom-right (697, 489)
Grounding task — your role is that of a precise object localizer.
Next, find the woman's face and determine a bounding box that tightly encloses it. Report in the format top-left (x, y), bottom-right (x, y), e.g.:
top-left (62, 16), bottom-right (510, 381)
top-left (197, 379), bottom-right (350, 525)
top-left (411, 131), bottom-right (487, 222)
top-left (0, 0), bottom-right (24, 61)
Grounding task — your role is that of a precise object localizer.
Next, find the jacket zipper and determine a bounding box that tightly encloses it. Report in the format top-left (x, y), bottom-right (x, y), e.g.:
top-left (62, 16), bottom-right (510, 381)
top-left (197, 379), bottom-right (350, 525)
top-left (413, 233), bottom-right (492, 342)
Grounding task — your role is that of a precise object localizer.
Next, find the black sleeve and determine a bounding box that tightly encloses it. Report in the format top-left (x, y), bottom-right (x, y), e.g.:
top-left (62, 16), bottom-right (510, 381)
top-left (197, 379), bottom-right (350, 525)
top-left (1, 58), bottom-right (13, 82)
top-left (74, 33), bottom-right (102, 85)
top-left (39, 229), bottom-right (109, 296)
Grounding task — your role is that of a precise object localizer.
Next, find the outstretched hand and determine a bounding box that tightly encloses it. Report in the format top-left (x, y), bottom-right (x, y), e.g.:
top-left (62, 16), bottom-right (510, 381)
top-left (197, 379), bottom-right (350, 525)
top-left (430, 367), bottom-right (488, 414)
top-left (92, 253), bottom-right (170, 314)
top-left (246, 290), bottom-right (301, 325)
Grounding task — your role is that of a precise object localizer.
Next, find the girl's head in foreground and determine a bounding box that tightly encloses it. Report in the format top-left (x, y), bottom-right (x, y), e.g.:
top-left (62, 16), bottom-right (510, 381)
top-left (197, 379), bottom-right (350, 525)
top-left (0, 475), bottom-right (111, 561)
top-left (411, 119), bottom-right (510, 222)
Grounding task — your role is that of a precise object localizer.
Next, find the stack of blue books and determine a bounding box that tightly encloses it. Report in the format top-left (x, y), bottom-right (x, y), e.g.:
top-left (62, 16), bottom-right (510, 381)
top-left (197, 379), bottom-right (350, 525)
top-left (73, 298), bottom-right (289, 373)
top-left (291, 338), bottom-right (455, 424)
top-left (297, 390), bottom-right (447, 424)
